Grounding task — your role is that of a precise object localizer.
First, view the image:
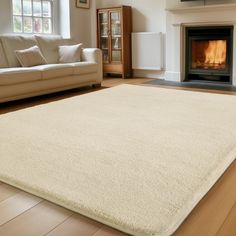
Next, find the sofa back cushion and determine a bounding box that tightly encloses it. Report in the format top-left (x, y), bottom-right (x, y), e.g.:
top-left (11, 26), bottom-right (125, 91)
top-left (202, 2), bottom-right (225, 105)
top-left (35, 35), bottom-right (66, 64)
top-left (0, 40), bottom-right (8, 68)
top-left (0, 35), bottom-right (38, 67)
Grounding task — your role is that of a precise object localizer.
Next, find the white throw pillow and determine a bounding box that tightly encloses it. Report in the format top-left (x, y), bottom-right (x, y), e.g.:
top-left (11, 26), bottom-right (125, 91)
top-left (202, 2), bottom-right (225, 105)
top-left (15, 46), bottom-right (47, 67)
top-left (58, 44), bottom-right (83, 63)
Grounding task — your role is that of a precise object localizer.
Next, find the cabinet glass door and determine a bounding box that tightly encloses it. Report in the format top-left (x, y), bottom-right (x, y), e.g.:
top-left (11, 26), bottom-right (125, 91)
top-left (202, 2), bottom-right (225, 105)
top-left (110, 11), bottom-right (122, 63)
top-left (98, 12), bottom-right (109, 63)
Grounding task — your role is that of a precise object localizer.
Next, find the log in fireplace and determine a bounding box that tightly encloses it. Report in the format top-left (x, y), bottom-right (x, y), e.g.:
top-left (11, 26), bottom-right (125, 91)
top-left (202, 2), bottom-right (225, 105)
top-left (185, 26), bottom-right (233, 83)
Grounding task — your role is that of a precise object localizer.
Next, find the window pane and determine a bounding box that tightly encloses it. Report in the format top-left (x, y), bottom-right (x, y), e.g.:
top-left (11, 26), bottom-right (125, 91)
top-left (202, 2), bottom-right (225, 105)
top-left (33, 0), bottom-right (42, 16)
top-left (111, 12), bottom-right (120, 24)
top-left (13, 0), bottom-right (22, 15)
top-left (23, 17), bottom-right (32, 33)
top-left (13, 16), bottom-right (22, 32)
top-left (23, 0), bottom-right (32, 16)
top-left (43, 18), bottom-right (52, 34)
top-left (42, 1), bottom-right (51, 17)
top-left (33, 18), bottom-right (42, 33)
top-left (12, 0), bottom-right (53, 34)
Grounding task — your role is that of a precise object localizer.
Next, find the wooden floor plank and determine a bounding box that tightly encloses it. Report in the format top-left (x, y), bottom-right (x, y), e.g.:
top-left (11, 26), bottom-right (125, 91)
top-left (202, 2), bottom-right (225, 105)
top-left (216, 202), bottom-right (236, 236)
top-left (0, 201), bottom-right (73, 236)
top-left (173, 161), bottom-right (236, 236)
top-left (0, 192), bottom-right (42, 226)
top-left (92, 226), bottom-right (129, 236)
top-left (46, 214), bottom-right (103, 236)
top-left (0, 183), bottom-right (20, 202)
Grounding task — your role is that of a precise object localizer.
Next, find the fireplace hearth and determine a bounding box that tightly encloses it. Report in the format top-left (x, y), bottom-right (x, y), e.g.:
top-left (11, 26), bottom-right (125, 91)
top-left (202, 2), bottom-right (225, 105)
top-left (185, 26), bottom-right (233, 83)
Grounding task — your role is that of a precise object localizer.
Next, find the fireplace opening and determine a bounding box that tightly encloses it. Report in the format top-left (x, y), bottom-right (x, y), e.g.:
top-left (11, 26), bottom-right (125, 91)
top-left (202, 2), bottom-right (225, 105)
top-left (185, 26), bottom-right (233, 83)
top-left (192, 40), bottom-right (227, 70)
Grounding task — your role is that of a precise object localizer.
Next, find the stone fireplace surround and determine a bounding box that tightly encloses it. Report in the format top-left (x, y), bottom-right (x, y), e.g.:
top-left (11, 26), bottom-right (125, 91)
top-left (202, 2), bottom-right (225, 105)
top-left (165, 3), bottom-right (236, 86)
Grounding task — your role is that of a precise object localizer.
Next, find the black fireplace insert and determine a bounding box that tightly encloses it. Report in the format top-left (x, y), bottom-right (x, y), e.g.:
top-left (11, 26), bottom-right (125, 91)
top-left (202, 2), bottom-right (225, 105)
top-left (185, 26), bottom-right (233, 83)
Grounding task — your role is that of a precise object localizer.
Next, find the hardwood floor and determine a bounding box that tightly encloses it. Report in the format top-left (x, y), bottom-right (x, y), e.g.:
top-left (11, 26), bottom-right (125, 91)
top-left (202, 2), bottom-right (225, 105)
top-left (0, 77), bottom-right (236, 236)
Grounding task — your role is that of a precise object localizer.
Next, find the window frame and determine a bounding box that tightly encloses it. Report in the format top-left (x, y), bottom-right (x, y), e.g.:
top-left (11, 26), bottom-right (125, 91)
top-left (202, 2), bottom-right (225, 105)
top-left (12, 0), bottom-right (54, 34)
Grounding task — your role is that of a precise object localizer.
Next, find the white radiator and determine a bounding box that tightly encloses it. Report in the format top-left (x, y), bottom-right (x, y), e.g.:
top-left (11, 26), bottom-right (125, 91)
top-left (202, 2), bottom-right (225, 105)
top-left (132, 32), bottom-right (163, 70)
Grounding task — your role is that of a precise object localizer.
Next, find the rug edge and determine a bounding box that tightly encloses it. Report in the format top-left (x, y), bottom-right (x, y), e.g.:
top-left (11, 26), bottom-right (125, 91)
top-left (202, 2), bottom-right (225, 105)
top-left (161, 147), bottom-right (236, 236)
top-left (0, 175), bottom-right (149, 236)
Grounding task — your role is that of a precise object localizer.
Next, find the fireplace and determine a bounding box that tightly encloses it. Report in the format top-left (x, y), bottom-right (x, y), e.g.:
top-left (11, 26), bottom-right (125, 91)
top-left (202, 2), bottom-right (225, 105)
top-left (185, 26), bottom-right (233, 83)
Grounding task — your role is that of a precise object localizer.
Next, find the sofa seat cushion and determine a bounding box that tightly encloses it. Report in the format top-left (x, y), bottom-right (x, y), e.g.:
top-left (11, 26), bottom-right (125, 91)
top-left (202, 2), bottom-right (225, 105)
top-left (0, 35), bottom-right (38, 67)
top-left (72, 62), bottom-right (98, 75)
top-left (0, 68), bottom-right (41, 85)
top-left (34, 64), bottom-right (74, 79)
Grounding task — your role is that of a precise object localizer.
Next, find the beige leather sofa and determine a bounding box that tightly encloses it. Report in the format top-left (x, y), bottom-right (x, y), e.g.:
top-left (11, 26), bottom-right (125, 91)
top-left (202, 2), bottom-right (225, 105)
top-left (0, 35), bottom-right (102, 103)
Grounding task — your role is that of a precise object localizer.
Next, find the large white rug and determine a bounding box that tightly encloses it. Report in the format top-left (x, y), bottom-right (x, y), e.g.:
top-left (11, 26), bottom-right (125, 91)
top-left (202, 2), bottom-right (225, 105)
top-left (0, 84), bottom-right (236, 236)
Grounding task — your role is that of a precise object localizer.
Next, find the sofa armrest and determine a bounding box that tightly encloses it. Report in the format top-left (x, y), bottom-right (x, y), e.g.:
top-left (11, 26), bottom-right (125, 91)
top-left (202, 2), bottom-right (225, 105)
top-left (81, 48), bottom-right (102, 63)
top-left (81, 48), bottom-right (103, 83)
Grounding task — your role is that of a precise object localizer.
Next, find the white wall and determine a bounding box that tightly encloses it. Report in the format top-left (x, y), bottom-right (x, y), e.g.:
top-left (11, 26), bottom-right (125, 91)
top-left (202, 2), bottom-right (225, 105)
top-left (96, 0), bottom-right (166, 33)
top-left (0, 0), bottom-right (13, 34)
top-left (69, 0), bottom-right (96, 47)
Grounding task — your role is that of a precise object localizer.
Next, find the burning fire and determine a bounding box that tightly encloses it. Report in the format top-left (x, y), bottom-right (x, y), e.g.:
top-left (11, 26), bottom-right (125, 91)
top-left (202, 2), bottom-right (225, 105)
top-left (192, 40), bottom-right (227, 69)
top-left (204, 40), bottom-right (226, 66)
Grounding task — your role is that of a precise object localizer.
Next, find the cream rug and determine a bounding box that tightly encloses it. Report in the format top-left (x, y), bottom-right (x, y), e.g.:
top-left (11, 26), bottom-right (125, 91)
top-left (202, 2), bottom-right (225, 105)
top-left (0, 84), bottom-right (236, 236)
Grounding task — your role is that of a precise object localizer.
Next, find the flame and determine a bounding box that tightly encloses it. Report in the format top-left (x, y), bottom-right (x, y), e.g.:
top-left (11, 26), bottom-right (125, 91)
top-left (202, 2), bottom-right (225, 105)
top-left (191, 40), bottom-right (227, 69)
top-left (204, 40), bottom-right (227, 65)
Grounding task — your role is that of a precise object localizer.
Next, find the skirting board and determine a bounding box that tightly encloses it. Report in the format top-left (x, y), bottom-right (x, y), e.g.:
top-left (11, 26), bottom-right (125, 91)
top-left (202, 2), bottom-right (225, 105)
top-left (233, 76), bottom-right (236, 86)
top-left (165, 71), bottom-right (182, 82)
top-left (133, 69), bottom-right (165, 79)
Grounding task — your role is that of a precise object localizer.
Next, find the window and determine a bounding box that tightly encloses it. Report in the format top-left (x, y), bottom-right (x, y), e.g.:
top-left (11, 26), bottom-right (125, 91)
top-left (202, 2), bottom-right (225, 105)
top-left (12, 0), bottom-right (53, 34)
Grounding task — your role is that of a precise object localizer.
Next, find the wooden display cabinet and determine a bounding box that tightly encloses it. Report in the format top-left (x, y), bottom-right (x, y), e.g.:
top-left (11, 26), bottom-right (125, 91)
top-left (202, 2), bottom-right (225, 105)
top-left (97, 6), bottom-right (132, 78)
